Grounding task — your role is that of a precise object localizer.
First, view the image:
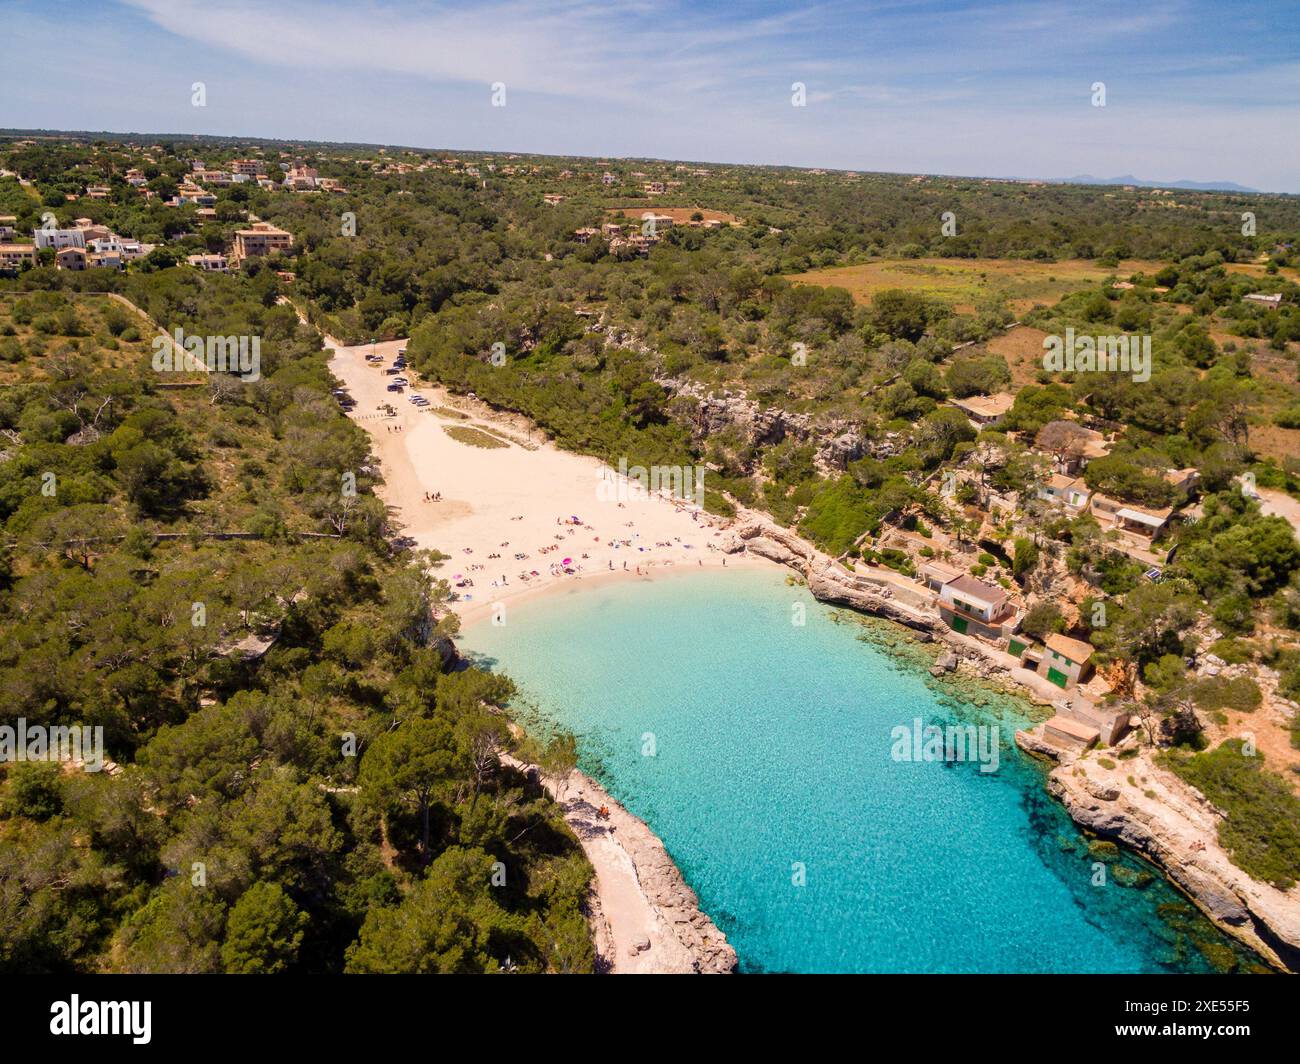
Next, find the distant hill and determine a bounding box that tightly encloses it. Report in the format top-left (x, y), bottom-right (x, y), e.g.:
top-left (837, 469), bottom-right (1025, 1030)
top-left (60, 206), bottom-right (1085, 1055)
top-left (1050, 174), bottom-right (1259, 193)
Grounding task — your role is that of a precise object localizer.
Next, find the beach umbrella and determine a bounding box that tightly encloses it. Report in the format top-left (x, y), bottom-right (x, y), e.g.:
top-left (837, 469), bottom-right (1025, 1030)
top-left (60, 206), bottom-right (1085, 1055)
top-left (562, 558), bottom-right (572, 566)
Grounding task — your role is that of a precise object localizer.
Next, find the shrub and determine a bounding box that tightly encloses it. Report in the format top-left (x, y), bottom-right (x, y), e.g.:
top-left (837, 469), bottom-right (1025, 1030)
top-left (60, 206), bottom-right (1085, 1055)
top-left (1163, 740), bottom-right (1300, 889)
top-left (1192, 675), bottom-right (1262, 714)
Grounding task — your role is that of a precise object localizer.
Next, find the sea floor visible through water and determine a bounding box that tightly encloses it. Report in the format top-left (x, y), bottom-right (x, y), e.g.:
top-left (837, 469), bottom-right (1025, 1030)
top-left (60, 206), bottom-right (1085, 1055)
top-left (463, 568), bottom-right (1266, 974)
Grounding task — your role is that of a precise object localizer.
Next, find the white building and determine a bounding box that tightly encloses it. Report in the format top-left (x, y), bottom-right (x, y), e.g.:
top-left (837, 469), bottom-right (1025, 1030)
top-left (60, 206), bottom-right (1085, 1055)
top-left (34, 228), bottom-right (86, 250)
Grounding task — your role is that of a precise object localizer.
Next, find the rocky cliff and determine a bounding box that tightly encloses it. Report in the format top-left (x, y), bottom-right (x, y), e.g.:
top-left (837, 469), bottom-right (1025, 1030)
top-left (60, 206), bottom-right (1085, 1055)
top-left (654, 376), bottom-right (904, 475)
top-left (1018, 734), bottom-right (1300, 973)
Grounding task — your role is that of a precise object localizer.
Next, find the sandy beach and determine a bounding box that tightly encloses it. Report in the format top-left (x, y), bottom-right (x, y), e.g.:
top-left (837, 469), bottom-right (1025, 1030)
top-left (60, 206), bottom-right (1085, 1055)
top-left (324, 333), bottom-right (751, 972)
top-left (326, 336), bottom-right (767, 628)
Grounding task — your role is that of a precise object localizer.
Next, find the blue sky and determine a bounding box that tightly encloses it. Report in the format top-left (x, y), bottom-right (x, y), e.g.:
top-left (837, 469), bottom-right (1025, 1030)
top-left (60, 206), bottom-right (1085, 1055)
top-left (2, 0), bottom-right (1297, 191)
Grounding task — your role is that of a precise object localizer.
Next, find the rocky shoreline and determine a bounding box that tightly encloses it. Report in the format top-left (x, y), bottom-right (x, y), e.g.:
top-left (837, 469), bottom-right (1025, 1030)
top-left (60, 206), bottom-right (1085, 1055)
top-left (1017, 731), bottom-right (1300, 972)
top-left (503, 753), bottom-right (737, 974)
top-left (725, 514), bottom-right (1300, 974)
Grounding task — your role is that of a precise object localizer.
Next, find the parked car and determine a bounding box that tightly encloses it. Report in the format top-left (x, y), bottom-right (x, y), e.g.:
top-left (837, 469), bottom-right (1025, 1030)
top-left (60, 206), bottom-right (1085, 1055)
top-left (386, 383), bottom-right (404, 393)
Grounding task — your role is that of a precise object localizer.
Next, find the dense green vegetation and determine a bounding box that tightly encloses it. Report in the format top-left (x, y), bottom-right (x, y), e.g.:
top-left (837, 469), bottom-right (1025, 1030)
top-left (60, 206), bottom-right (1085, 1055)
top-left (2, 132), bottom-right (1300, 969)
top-left (0, 262), bottom-right (592, 973)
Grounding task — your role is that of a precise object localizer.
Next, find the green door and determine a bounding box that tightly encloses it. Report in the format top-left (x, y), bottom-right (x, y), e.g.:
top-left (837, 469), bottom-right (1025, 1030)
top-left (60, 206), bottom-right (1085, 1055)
top-left (951, 616), bottom-right (969, 635)
top-left (1047, 666), bottom-right (1068, 688)
top-left (1008, 637), bottom-right (1027, 657)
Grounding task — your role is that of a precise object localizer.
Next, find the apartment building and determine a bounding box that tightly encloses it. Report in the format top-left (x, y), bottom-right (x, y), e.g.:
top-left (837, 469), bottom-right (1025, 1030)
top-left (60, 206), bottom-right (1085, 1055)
top-left (0, 244), bottom-right (37, 270)
top-left (232, 222), bottom-right (294, 264)
top-left (34, 228), bottom-right (86, 250)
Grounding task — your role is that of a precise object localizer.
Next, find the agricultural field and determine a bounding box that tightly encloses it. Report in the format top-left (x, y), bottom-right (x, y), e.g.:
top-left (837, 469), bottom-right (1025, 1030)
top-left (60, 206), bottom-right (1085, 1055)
top-left (789, 257), bottom-right (1167, 315)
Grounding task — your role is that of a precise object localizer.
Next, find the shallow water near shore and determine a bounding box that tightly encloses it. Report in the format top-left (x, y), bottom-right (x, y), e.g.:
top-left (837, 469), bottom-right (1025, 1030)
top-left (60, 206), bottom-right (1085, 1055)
top-left (463, 568), bottom-right (1263, 973)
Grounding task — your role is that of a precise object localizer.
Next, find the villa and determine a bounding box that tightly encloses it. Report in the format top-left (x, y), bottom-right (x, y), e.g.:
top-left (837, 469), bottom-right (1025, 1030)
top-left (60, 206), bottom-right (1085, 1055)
top-left (948, 392), bottom-right (1016, 428)
top-left (1034, 423), bottom-right (1111, 475)
top-left (1163, 467), bottom-right (1200, 494)
top-left (1038, 473), bottom-right (1090, 513)
top-left (55, 246), bottom-right (88, 270)
top-left (187, 253), bottom-right (229, 272)
top-left (936, 573), bottom-right (1014, 639)
top-left (283, 166), bottom-right (319, 191)
top-left (175, 186), bottom-right (216, 207)
top-left (1089, 493), bottom-right (1174, 541)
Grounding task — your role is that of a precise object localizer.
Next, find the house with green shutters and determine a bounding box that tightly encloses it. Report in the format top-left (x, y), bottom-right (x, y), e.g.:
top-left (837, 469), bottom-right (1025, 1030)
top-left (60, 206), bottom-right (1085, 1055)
top-left (1039, 633), bottom-right (1095, 689)
top-left (937, 573), bottom-right (1014, 640)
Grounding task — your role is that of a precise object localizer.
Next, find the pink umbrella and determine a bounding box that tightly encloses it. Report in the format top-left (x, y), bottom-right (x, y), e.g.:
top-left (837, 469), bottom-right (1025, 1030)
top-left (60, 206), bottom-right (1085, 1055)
top-left (562, 558), bottom-right (572, 566)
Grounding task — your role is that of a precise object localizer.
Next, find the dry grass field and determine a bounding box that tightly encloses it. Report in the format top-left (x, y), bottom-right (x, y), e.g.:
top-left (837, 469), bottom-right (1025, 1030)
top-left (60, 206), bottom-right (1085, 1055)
top-left (982, 325), bottom-right (1054, 388)
top-left (1225, 262), bottom-right (1300, 284)
top-left (789, 257), bottom-right (1167, 314)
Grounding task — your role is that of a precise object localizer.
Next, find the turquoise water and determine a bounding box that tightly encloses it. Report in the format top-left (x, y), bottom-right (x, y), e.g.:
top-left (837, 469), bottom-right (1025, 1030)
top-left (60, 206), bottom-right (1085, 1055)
top-left (464, 569), bottom-right (1259, 973)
